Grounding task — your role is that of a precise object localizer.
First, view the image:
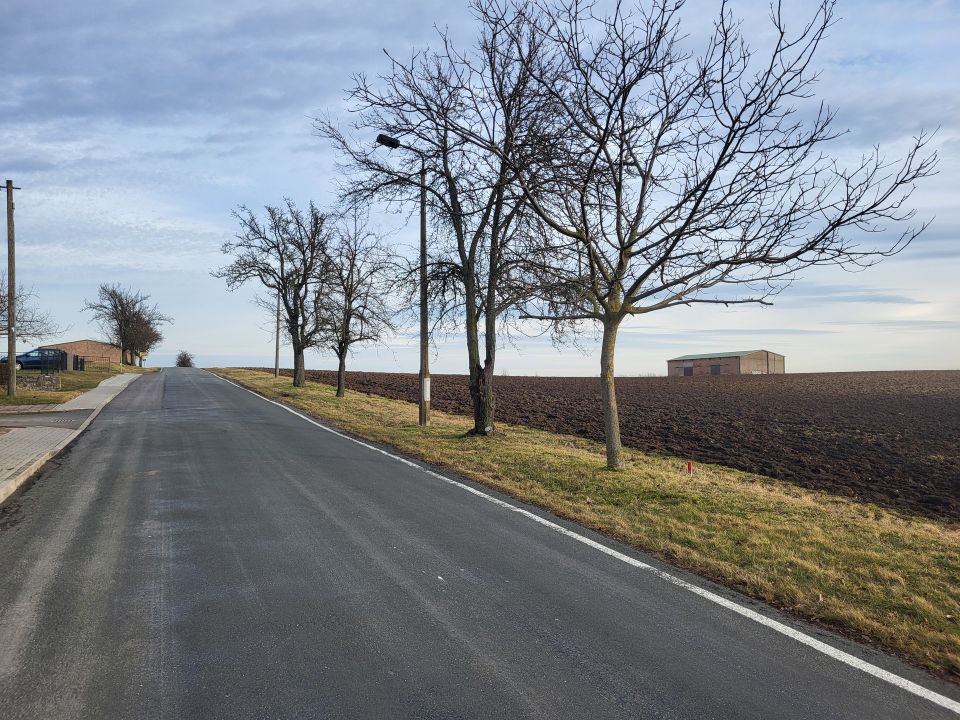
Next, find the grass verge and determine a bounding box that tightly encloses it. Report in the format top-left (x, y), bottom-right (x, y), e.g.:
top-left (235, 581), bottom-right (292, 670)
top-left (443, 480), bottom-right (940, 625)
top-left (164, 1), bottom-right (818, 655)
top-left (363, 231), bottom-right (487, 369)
top-left (213, 367), bottom-right (960, 681)
top-left (0, 364), bottom-right (155, 406)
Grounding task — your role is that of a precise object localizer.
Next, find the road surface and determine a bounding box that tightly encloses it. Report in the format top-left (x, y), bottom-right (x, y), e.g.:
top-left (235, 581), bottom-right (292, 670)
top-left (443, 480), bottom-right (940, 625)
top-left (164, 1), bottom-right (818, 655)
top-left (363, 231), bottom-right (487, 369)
top-left (0, 368), bottom-right (957, 719)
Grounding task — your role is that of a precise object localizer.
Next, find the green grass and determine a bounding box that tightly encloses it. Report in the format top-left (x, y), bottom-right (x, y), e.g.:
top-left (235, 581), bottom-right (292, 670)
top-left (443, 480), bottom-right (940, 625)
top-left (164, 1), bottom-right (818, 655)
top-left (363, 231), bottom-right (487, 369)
top-left (0, 364), bottom-right (155, 406)
top-left (213, 367), bottom-right (960, 682)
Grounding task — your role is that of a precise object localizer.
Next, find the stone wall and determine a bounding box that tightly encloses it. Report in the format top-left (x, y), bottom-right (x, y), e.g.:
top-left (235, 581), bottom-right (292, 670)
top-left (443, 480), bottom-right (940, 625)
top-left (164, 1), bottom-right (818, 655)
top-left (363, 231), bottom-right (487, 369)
top-left (0, 374), bottom-right (62, 390)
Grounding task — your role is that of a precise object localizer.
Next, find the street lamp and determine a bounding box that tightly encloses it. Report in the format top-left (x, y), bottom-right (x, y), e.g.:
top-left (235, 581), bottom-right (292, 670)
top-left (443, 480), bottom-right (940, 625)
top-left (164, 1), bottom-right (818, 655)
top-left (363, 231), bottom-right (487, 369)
top-left (376, 133), bottom-right (430, 426)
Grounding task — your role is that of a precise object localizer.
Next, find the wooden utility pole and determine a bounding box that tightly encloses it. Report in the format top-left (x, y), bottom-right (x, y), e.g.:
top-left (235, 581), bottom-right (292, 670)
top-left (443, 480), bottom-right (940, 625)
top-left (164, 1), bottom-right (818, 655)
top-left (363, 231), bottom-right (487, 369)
top-left (274, 292), bottom-right (280, 378)
top-left (5, 180), bottom-right (18, 397)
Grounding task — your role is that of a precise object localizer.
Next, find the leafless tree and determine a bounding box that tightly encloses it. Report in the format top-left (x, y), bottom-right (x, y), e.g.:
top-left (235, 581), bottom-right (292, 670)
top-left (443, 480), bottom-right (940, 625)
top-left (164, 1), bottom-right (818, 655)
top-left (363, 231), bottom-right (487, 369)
top-left (315, 1), bottom-right (548, 434)
top-left (214, 200), bottom-right (332, 387)
top-left (127, 315), bottom-right (163, 366)
top-left (0, 272), bottom-right (63, 343)
top-left (83, 283), bottom-right (171, 365)
top-left (176, 350), bottom-right (195, 368)
top-left (469, 0), bottom-right (937, 468)
top-left (320, 208), bottom-right (397, 397)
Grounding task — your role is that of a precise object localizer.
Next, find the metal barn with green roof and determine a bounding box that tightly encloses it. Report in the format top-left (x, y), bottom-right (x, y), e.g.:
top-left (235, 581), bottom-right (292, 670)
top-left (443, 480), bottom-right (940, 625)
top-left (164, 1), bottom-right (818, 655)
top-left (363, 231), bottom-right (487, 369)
top-left (667, 350), bottom-right (785, 377)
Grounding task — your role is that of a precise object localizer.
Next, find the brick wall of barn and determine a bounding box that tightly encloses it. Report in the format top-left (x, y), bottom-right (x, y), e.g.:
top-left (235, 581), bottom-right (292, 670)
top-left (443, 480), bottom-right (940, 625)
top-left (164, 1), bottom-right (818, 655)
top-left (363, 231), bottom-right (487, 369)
top-left (740, 351), bottom-right (786, 375)
top-left (668, 351), bottom-right (786, 376)
top-left (667, 357), bottom-right (742, 376)
top-left (40, 339), bottom-right (121, 364)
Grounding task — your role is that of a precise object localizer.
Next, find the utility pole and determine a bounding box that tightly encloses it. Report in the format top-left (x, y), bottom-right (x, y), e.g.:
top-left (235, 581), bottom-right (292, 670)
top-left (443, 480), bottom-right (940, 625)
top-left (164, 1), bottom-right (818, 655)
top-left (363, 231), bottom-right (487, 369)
top-left (418, 158), bottom-right (430, 426)
top-left (5, 180), bottom-right (19, 397)
top-left (274, 292), bottom-right (280, 378)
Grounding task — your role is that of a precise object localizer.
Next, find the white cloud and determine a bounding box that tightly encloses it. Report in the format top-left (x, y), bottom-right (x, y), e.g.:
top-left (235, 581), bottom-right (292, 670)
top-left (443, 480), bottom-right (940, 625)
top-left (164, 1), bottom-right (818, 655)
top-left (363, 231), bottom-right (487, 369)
top-left (1, 0), bottom-right (957, 372)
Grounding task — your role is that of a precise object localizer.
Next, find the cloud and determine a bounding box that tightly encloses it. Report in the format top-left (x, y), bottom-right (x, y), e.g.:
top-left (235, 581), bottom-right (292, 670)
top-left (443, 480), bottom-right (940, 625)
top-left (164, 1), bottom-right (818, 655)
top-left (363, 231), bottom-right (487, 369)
top-left (0, 0), bottom-right (956, 372)
top-left (0, 1), bottom-right (467, 129)
top-left (780, 283), bottom-right (929, 307)
top-left (824, 319), bottom-right (960, 331)
top-left (618, 326), bottom-right (833, 337)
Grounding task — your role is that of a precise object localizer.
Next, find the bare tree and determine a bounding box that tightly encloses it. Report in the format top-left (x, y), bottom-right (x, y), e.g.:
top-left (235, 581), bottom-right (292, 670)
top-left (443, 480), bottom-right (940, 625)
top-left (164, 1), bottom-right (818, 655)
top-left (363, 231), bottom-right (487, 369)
top-left (316, 1), bottom-right (548, 434)
top-left (214, 200), bottom-right (332, 387)
top-left (320, 208), bottom-right (396, 397)
top-left (128, 313), bottom-right (164, 366)
top-left (176, 350), bottom-right (195, 368)
top-left (0, 272), bottom-right (63, 343)
top-left (83, 283), bottom-right (171, 365)
top-left (472, 0), bottom-right (937, 468)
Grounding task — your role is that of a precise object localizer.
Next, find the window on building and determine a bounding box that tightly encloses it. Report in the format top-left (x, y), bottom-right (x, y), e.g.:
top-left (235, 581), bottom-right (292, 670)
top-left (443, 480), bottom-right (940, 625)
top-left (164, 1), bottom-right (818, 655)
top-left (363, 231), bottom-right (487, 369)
top-left (683, 367), bottom-right (693, 377)
top-left (710, 364), bottom-right (721, 375)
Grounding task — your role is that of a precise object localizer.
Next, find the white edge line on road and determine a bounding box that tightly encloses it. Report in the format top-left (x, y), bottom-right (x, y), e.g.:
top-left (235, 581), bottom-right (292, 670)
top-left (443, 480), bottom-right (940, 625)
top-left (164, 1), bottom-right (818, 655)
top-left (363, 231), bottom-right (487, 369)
top-left (212, 372), bottom-right (960, 715)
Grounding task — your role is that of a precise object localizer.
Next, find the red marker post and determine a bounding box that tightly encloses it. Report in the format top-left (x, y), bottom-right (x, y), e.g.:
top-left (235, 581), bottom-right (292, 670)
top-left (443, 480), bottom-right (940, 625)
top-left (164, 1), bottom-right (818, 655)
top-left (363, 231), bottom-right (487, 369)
top-left (687, 461), bottom-right (693, 475)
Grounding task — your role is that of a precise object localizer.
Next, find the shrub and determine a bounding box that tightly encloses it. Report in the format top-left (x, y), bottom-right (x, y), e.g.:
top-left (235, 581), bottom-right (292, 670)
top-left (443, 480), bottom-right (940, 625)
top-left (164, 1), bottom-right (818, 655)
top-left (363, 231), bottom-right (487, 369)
top-left (175, 350), bottom-right (195, 368)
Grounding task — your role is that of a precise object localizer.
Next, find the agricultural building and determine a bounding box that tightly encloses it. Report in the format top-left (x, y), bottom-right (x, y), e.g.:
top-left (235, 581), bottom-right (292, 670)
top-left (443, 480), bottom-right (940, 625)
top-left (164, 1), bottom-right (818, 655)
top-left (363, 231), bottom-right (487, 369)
top-left (40, 339), bottom-right (121, 364)
top-left (667, 350), bottom-right (785, 377)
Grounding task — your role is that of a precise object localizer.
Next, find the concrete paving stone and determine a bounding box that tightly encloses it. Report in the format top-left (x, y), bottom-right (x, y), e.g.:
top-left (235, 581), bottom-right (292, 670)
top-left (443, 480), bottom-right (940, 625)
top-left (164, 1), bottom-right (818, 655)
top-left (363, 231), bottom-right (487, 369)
top-left (0, 410), bottom-right (92, 430)
top-left (0, 427), bottom-right (75, 474)
top-left (0, 373), bottom-right (142, 504)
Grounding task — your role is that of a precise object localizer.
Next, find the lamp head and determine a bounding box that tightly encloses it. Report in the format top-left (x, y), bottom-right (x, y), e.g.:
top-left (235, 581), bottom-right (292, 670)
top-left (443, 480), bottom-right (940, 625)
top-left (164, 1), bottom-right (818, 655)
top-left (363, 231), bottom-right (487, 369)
top-left (375, 133), bottom-right (401, 149)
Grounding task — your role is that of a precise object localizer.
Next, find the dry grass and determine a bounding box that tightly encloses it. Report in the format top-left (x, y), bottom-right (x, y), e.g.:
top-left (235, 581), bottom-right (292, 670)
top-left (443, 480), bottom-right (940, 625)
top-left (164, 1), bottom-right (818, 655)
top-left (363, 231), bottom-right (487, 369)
top-left (214, 367), bottom-right (960, 681)
top-left (0, 364), bottom-right (155, 406)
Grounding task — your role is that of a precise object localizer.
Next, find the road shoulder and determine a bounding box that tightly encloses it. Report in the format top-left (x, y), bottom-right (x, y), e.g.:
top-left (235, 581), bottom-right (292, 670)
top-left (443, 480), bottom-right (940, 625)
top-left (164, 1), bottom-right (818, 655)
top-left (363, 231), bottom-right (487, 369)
top-left (0, 373), bottom-right (143, 506)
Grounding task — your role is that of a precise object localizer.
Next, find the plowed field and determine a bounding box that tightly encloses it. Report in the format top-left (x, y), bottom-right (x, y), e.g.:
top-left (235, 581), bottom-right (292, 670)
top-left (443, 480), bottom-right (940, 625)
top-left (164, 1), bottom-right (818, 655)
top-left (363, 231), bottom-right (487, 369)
top-left (266, 368), bottom-right (960, 521)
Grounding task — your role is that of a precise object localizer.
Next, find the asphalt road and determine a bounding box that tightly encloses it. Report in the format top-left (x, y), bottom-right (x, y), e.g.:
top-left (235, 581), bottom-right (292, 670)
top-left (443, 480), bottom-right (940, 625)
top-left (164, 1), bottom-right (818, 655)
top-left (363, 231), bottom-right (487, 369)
top-left (0, 367), bottom-right (956, 719)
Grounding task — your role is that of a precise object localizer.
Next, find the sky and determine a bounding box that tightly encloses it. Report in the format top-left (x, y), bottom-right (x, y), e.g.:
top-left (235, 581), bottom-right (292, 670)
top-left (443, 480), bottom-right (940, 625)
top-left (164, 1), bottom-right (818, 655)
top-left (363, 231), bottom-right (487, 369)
top-left (1, 0), bottom-right (957, 375)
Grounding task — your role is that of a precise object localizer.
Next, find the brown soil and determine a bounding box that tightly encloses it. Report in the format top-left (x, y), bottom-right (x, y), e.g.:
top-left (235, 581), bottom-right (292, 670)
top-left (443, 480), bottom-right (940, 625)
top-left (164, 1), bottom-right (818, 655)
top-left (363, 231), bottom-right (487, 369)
top-left (263, 368), bottom-right (960, 522)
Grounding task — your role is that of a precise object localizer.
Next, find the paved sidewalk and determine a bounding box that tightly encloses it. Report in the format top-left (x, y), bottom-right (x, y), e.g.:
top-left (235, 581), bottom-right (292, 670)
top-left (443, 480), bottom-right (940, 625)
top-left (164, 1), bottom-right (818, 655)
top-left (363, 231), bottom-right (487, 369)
top-left (0, 410), bottom-right (91, 429)
top-left (57, 373), bottom-right (141, 410)
top-left (0, 373), bottom-right (142, 505)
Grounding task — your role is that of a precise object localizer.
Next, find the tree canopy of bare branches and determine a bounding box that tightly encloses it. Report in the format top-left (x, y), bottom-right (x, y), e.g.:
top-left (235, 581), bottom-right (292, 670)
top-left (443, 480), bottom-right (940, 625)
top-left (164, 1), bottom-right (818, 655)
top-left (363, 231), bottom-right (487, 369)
top-left (319, 208), bottom-right (397, 397)
top-left (0, 272), bottom-right (63, 343)
top-left (83, 283), bottom-right (171, 365)
top-left (315, 1), bottom-right (549, 434)
top-left (214, 200), bottom-right (333, 387)
top-left (465, 0), bottom-right (937, 468)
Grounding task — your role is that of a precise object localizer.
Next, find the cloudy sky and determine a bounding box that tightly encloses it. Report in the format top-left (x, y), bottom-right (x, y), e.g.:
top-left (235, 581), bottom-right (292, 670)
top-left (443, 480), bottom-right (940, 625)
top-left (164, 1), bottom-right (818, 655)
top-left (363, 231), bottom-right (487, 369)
top-left (2, 0), bottom-right (957, 375)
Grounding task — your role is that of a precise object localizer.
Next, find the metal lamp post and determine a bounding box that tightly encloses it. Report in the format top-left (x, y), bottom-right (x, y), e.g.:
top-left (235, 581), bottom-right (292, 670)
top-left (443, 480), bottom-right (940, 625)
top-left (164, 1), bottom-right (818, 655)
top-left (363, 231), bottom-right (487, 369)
top-left (375, 133), bottom-right (430, 426)
top-left (275, 291), bottom-right (281, 379)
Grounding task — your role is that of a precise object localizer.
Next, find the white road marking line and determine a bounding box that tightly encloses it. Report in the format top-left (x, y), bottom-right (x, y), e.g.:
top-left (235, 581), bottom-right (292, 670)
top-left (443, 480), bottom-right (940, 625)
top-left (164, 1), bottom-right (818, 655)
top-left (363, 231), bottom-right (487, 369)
top-left (212, 373), bottom-right (960, 715)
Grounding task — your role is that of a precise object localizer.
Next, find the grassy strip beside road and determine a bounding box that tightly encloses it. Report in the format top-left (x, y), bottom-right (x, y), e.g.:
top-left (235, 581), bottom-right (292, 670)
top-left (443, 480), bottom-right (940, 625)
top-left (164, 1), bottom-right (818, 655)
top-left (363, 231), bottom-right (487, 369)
top-left (0, 364), bottom-right (155, 406)
top-left (214, 367), bottom-right (960, 681)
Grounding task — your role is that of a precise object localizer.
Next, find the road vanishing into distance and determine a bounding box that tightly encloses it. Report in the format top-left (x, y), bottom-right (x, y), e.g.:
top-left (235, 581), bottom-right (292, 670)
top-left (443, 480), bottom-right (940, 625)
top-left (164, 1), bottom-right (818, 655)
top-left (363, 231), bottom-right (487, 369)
top-left (0, 368), bottom-right (957, 719)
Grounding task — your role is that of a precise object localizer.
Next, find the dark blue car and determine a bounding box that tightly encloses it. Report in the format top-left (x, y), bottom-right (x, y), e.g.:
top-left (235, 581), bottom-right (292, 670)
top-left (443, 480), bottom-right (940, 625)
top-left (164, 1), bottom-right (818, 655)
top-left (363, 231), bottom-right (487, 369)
top-left (0, 347), bottom-right (67, 371)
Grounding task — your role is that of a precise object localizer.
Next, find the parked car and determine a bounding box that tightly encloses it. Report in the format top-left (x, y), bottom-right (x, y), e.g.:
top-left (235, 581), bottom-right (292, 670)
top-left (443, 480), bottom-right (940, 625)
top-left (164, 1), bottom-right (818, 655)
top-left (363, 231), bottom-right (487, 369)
top-left (0, 348), bottom-right (67, 371)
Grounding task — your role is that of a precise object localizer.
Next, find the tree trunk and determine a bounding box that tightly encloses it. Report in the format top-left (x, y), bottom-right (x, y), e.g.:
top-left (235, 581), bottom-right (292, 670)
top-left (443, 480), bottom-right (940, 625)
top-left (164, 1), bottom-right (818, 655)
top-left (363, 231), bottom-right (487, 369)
top-left (470, 358), bottom-right (494, 434)
top-left (464, 285), bottom-right (492, 435)
top-left (480, 282), bottom-right (497, 434)
top-left (600, 319), bottom-right (624, 469)
top-left (479, 355), bottom-right (495, 434)
top-left (292, 346), bottom-right (306, 387)
top-left (336, 352), bottom-right (346, 397)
